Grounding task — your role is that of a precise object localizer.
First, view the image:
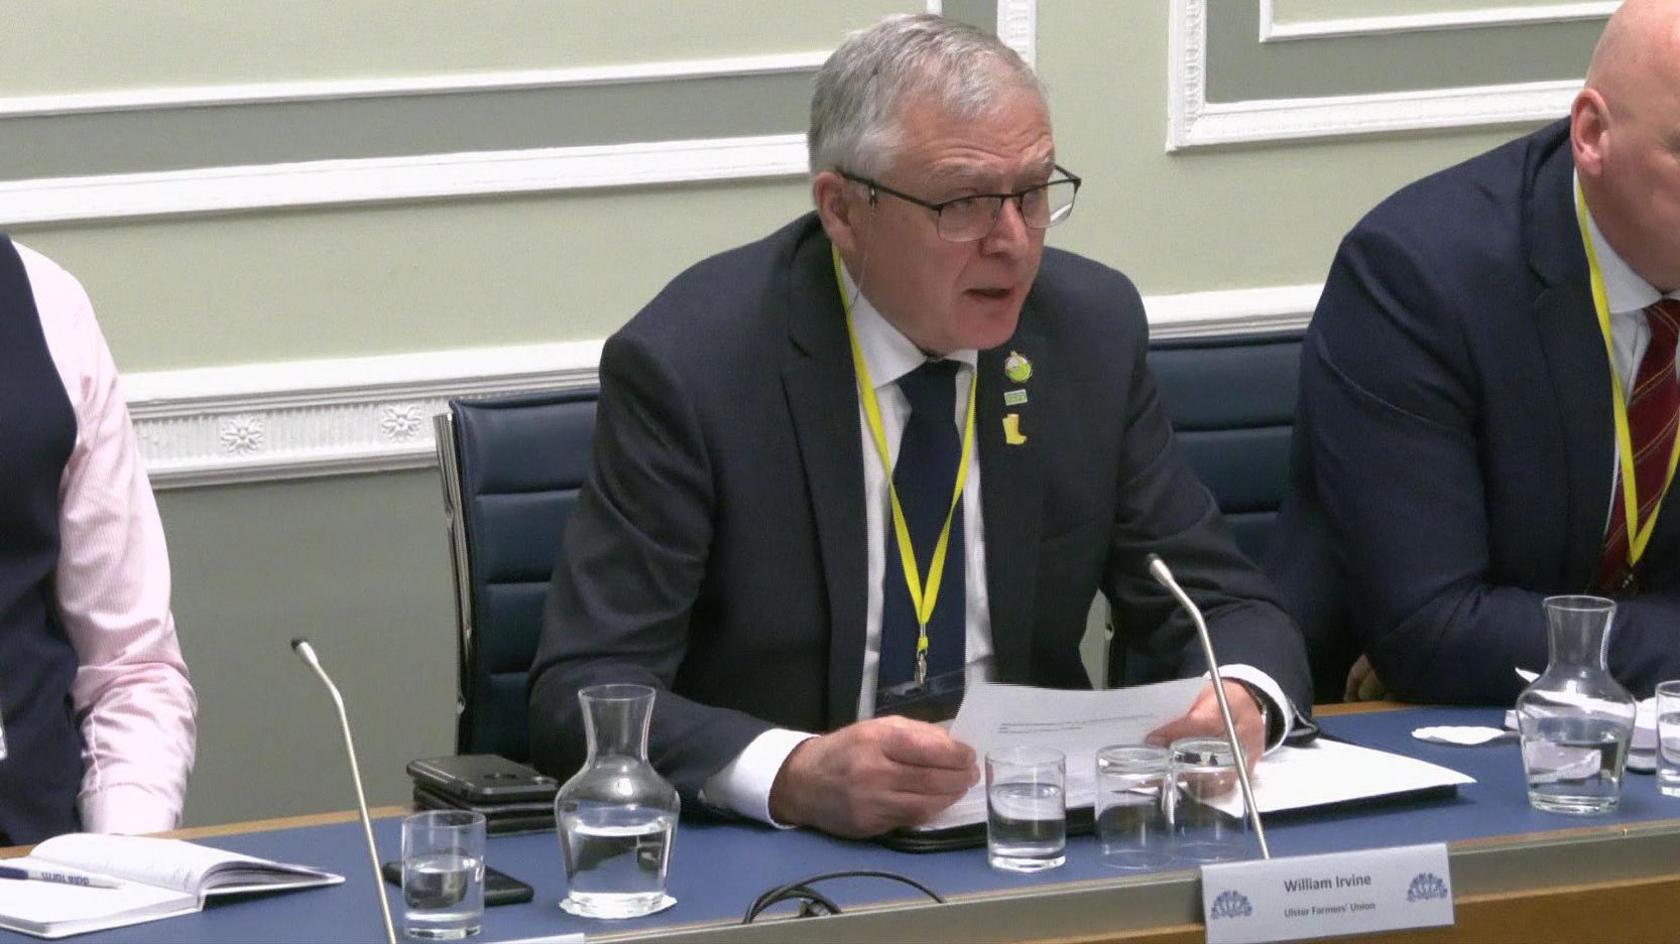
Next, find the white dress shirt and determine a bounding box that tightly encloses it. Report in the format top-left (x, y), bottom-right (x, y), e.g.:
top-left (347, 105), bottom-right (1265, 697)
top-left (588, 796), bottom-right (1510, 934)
top-left (701, 265), bottom-right (1291, 825)
top-left (1577, 177), bottom-right (1680, 536)
top-left (20, 243), bottom-right (198, 834)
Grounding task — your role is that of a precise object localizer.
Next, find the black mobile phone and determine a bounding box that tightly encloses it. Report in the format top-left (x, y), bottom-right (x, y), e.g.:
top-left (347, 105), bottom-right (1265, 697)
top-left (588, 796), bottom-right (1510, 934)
top-left (406, 755), bottom-right (559, 804)
top-left (381, 859), bottom-right (534, 907)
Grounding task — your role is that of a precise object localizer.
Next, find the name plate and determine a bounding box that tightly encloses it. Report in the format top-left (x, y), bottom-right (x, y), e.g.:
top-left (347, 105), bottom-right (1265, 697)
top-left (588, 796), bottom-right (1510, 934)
top-left (1200, 843), bottom-right (1454, 944)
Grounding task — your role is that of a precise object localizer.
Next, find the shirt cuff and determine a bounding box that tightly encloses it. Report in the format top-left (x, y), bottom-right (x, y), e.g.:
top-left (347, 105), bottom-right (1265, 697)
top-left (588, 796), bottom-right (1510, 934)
top-left (699, 728), bottom-right (815, 827)
top-left (1209, 664), bottom-right (1294, 752)
top-left (79, 783), bottom-right (180, 835)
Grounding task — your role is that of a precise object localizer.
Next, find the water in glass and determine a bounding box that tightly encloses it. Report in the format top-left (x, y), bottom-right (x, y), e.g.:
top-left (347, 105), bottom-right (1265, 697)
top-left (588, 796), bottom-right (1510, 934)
top-left (1657, 680), bottom-right (1680, 798)
top-left (402, 852), bottom-right (484, 940)
top-left (558, 805), bottom-right (676, 919)
top-left (987, 781), bottom-right (1066, 871)
top-left (1660, 712), bottom-right (1680, 798)
top-left (1521, 715), bottom-right (1630, 813)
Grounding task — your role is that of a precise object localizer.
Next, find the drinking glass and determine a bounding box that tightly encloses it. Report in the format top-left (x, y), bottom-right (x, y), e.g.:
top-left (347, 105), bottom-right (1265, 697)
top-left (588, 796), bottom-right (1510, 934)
top-left (1657, 680), bottom-right (1680, 799)
top-left (1167, 736), bottom-right (1251, 863)
top-left (985, 746), bottom-right (1066, 872)
top-left (1094, 744), bottom-right (1170, 870)
top-left (401, 810), bottom-right (485, 940)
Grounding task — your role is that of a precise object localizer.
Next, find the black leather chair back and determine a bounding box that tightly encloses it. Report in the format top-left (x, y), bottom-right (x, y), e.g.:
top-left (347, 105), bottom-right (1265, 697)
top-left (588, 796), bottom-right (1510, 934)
top-left (1146, 331), bottom-right (1303, 562)
top-left (435, 389), bottom-right (598, 760)
top-left (1109, 331), bottom-right (1303, 688)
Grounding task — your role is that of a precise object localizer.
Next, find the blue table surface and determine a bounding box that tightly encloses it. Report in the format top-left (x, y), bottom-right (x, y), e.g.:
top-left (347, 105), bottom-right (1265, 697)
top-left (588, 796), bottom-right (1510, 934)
top-left (16, 706), bottom-right (1680, 942)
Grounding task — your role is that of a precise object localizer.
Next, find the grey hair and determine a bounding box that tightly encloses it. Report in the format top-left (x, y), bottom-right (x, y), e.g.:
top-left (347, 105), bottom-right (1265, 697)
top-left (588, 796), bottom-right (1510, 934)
top-left (808, 13), bottom-right (1048, 180)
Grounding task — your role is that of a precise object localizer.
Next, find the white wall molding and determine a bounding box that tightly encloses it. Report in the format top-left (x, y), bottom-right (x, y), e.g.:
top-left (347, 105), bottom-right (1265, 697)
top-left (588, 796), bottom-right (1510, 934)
top-left (1168, 0), bottom-right (1583, 151)
top-left (1169, 77), bottom-right (1581, 151)
top-left (129, 284), bottom-right (1316, 489)
top-left (1145, 283), bottom-right (1318, 338)
top-left (127, 340), bottom-right (602, 489)
top-left (1258, 0), bottom-right (1617, 43)
top-left (0, 134), bottom-right (810, 226)
top-left (0, 51), bottom-right (832, 120)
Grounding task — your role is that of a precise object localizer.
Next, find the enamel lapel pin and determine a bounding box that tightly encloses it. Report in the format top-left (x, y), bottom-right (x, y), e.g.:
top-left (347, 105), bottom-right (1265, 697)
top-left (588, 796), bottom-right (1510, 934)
top-left (1003, 351), bottom-right (1031, 445)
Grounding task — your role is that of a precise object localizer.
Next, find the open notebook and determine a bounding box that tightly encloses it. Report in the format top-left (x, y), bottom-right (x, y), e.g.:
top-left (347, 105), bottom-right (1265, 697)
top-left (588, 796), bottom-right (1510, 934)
top-left (0, 833), bottom-right (343, 939)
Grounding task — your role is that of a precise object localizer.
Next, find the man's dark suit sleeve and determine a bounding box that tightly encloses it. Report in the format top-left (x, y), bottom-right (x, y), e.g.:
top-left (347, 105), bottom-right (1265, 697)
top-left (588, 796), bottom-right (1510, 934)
top-left (1302, 225), bottom-right (1680, 702)
top-left (527, 333), bottom-right (771, 803)
top-left (1096, 274), bottom-right (1313, 712)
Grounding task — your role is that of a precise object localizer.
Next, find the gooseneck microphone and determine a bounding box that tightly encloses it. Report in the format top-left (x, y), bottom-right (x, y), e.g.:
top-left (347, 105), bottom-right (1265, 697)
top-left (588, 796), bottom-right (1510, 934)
top-left (292, 638), bottom-right (398, 944)
top-left (1145, 554), bottom-right (1271, 860)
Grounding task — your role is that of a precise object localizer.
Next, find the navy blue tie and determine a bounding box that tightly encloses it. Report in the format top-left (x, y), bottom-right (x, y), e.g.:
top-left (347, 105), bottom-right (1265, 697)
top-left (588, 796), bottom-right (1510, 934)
top-left (876, 359), bottom-right (966, 719)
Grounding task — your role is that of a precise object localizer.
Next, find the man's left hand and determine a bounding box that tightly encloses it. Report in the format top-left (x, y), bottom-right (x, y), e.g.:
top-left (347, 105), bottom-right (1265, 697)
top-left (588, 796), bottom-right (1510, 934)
top-left (1146, 681), bottom-right (1265, 771)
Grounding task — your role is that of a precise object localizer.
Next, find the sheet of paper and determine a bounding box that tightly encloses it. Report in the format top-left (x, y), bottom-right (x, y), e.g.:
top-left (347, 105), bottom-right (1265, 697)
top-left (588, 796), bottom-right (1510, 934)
top-left (1203, 739), bottom-right (1475, 818)
top-left (913, 678), bottom-right (1204, 831)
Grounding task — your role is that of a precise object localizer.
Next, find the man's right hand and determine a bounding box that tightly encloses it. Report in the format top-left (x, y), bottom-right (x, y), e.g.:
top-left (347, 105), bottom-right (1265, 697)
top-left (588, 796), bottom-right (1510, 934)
top-left (767, 715), bottom-right (979, 838)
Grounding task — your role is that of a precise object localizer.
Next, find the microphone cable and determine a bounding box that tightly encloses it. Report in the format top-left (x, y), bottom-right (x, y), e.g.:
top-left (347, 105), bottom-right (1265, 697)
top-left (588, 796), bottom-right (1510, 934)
top-left (742, 869), bottom-right (944, 924)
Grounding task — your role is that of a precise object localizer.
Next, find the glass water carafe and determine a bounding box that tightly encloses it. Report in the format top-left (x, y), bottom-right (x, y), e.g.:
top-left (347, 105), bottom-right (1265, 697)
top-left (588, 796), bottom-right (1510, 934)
top-left (555, 683), bottom-right (679, 918)
top-left (1516, 595), bottom-right (1637, 814)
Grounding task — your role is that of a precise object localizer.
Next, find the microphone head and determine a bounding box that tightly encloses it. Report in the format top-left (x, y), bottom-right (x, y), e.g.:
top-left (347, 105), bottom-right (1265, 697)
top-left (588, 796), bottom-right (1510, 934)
top-left (291, 638), bottom-right (320, 668)
top-left (1146, 554), bottom-right (1172, 585)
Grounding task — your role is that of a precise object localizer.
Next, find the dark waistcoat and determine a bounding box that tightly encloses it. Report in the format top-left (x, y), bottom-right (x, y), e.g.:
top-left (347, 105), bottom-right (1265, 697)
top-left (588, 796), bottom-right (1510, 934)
top-left (0, 236), bottom-right (85, 843)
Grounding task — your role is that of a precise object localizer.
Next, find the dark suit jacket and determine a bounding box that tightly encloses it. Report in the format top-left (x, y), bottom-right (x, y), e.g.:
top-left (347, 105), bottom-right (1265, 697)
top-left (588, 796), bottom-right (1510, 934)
top-left (1269, 119), bottom-right (1680, 705)
top-left (530, 213), bottom-right (1311, 802)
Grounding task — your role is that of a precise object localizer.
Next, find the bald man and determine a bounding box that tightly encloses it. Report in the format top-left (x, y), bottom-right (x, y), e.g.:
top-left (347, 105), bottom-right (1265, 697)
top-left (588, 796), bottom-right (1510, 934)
top-left (1269, 0), bottom-right (1680, 704)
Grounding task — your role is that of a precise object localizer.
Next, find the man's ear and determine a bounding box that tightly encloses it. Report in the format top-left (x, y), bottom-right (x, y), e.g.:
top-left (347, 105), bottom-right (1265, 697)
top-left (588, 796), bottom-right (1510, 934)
top-left (1571, 88), bottom-right (1611, 180)
top-left (813, 170), bottom-right (864, 254)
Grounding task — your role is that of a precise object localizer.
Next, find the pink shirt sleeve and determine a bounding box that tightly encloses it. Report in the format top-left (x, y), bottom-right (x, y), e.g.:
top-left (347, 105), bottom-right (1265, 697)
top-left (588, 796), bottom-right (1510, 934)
top-left (20, 244), bottom-right (198, 834)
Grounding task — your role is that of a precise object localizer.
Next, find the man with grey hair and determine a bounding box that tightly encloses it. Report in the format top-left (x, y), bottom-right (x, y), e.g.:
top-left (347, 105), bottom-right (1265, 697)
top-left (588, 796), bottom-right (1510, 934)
top-left (530, 14), bottom-right (1310, 839)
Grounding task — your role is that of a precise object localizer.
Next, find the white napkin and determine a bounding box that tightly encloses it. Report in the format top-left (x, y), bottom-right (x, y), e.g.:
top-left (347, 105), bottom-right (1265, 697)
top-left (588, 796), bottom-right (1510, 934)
top-left (1411, 726), bottom-right (1513, 746)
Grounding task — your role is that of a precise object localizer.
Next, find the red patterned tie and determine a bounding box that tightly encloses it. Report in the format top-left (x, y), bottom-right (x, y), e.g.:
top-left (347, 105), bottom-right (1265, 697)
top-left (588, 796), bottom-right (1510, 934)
top-left (1596, 298), bottom-right (1680, 593)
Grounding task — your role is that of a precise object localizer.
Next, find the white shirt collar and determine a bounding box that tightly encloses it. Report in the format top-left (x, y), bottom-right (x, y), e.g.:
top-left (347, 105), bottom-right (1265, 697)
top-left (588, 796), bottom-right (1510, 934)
top-left (838, 260), bottom-right (978, 390)
top-left (1576, 170), bottom-right (1673, 314)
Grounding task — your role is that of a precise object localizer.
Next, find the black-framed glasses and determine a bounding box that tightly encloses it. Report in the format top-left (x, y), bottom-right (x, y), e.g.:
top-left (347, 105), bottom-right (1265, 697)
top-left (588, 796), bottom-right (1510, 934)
top-left (840, 164), bottom-right (1081, 242)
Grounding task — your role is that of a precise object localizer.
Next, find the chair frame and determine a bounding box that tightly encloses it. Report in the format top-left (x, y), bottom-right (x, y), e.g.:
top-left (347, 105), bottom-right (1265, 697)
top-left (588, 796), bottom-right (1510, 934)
top-left (433, 410), bottom-right (478, 754)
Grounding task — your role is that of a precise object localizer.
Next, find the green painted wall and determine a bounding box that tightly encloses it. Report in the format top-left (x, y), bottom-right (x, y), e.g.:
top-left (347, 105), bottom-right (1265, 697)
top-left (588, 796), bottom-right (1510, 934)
top-left (0, 2), bottom-right (1612, 826)
top-left (0, 0), bottom-right (911, 93)
top-left (1207, 2), bottom-right (1600, 99)
top-left (1040, 2), bottom-right (1554, 295)
top-left (15, 179), bottom-right (812, 371)
top-left (156, 471), bottom-right (458, 825)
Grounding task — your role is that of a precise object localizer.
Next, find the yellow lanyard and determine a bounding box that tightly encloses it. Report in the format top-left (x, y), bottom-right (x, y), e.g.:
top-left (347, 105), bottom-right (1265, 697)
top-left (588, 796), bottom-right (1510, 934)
top-left (1575, 182), bottom-right (1680, 568)
top-left (833, 247), bottom-right (978, 686)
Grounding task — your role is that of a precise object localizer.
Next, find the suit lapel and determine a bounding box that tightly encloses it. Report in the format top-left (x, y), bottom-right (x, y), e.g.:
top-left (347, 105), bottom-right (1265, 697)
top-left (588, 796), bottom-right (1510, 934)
top-left (978, 314), bottom-right (1045, 683)
top-left (1527, 130), bottom-right (1615, 590)
top-left (781, 230), bottom-right (869, 727)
